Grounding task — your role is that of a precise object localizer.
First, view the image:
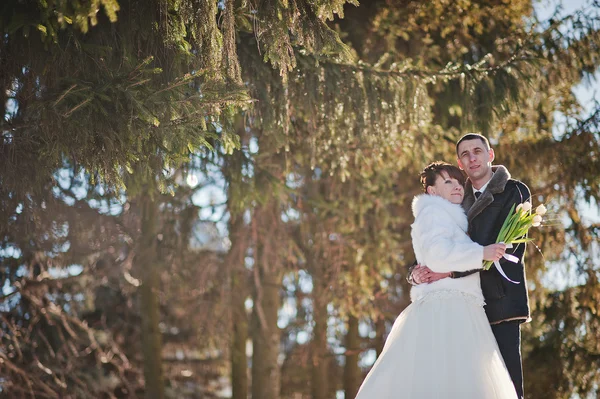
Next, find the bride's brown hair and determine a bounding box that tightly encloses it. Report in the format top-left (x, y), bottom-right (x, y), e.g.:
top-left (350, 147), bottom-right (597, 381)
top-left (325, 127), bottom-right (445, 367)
top-left (420, 161), bottom-right (466, 193)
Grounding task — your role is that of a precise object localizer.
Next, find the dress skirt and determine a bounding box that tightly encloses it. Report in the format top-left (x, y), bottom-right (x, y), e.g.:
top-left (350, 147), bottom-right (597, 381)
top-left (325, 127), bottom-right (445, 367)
top-left (355, 290), bottom-right (518, 399)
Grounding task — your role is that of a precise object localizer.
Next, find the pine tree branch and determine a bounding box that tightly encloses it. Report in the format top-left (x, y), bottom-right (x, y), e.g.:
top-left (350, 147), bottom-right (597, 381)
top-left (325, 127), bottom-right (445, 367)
top-left (319, 50), bottom-right (537, 82)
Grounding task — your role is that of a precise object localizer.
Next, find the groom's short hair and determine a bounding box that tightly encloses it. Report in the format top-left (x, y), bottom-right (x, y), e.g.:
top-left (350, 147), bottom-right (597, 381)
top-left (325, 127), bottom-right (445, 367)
top-left (456, 133), bottom-right (491, 155)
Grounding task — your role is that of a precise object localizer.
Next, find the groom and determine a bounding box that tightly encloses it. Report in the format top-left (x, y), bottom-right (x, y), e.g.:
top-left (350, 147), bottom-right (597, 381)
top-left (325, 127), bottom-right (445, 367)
top-left (410, 133), bottom-right (531, 398)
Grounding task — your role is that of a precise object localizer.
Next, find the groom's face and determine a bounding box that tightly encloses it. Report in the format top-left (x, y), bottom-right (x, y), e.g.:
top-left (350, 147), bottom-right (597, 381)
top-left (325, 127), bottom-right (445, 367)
top-left (456, 138), bottom-right (494, 181)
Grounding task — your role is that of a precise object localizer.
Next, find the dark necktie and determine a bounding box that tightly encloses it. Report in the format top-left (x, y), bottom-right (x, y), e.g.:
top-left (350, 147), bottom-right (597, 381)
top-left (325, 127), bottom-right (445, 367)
top-left (474, 191), bottom-right (482, 199)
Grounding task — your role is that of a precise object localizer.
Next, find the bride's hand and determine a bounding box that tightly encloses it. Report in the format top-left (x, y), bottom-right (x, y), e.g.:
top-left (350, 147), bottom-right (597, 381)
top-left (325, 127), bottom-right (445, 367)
top-left (413, 265), bottom-right (451, 284)
top-left (483, 243), bottom-right (507, 262)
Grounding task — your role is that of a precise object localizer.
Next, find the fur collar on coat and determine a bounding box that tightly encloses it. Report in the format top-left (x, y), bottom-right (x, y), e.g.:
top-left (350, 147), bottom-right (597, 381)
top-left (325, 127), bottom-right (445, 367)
top-left (462, 165), bottom-right (510, 222)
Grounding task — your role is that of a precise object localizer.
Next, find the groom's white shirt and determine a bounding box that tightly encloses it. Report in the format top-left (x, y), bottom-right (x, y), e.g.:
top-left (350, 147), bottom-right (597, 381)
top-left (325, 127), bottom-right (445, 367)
top-left (472, 172), bottom-right (494, 195)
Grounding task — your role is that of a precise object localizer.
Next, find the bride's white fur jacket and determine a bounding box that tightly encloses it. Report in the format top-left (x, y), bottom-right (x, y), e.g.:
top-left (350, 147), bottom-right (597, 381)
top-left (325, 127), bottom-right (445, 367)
top-left (410, 194), bottom-right (485, 303)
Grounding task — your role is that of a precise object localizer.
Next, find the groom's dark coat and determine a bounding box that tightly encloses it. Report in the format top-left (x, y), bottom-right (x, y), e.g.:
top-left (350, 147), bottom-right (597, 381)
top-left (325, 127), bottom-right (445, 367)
top-left (462, 165), bottom-right (531, 325)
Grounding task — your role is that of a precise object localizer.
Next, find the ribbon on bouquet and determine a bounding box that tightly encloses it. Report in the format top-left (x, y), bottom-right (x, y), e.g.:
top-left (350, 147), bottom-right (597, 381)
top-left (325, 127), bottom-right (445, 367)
top-left (494, 243), bottom-right (520, 284)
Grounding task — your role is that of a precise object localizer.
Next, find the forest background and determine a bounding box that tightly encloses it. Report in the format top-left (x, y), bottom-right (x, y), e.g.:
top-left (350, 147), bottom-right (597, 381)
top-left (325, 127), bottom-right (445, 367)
top-left (1, 0), bottom-right (599, 398)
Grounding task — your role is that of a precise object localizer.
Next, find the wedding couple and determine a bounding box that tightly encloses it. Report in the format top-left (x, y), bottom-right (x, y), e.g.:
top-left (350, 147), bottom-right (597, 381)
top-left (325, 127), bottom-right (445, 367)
top-left (355, 133), bottom-right (530, 399)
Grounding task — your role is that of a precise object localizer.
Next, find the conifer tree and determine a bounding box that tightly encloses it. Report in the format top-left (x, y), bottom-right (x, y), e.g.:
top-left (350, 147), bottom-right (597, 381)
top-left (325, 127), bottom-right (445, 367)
top-left (3, 1), bottom-right (600, 398)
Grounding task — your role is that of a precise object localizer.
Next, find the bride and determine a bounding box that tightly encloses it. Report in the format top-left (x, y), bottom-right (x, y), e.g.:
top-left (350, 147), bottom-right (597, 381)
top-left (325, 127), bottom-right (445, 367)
top-left (355, 161), bottom-right (517, 399)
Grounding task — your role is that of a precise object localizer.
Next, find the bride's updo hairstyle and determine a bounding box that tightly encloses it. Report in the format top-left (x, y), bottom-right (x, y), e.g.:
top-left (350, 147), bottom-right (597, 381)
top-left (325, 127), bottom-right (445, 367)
top-left (420, 161), bottom-right (466, 193)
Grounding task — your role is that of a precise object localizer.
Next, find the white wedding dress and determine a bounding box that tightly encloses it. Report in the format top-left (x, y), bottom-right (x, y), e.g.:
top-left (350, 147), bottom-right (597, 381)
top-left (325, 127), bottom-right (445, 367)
top-left (355, 195), bottom-right (518, 399)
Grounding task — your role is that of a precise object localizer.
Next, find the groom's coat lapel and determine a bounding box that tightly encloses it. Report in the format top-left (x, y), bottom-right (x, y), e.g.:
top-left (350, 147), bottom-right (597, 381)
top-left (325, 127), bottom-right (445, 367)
top-left (463, 165), bottom-right (511, 223)
top-left (466, 190), bottom-right (494, 223)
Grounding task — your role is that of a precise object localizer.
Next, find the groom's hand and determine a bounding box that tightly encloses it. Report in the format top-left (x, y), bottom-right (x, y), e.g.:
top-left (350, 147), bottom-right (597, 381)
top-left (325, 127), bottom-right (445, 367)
top-left (412, 265), bottom-right (450, 284)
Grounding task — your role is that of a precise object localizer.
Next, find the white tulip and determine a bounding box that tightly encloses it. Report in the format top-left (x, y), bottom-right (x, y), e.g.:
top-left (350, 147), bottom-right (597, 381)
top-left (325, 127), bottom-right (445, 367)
top-left (532, 214), bottom-right (543, 227)
top-left (521, 202), bottom-right (532, 213)
top-left (535, 204), bottom-right (547, 216)
top-left (516, 203), bottom-right (523, 213)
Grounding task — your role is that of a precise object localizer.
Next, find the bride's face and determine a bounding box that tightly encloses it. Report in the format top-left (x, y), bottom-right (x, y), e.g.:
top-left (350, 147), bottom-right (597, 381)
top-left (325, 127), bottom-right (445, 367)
top-left (426, 171), bottom-right (464, 204)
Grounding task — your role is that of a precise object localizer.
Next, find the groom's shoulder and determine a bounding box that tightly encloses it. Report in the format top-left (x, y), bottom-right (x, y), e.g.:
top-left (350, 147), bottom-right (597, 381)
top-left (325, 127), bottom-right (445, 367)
top-left (506, 177), bottom-right (529, 189)
top-left (505, 177), bottom-right (531, 200)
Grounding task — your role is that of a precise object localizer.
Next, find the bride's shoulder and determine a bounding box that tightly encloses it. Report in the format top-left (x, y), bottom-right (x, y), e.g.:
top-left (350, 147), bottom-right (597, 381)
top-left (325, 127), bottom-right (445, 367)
top-left (411, 194), bottom-right (455, 217)
top-left (411, 194), bottom-right (467, 229)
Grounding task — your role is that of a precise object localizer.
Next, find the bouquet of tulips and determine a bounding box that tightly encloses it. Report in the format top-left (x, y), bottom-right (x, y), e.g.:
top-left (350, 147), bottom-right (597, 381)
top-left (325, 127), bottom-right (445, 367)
top-left (482, 201), bottom-right (546, 271)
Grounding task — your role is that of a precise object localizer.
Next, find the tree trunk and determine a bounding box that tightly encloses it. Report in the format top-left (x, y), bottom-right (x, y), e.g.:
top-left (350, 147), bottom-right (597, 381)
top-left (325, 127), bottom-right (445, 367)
top-left (311, 274), bottom-right (329, 399)
top-left (344, 315), bottom-right (361, 399)
top-left (231, 280), bottom-right (249, 399)
top-left (251, 269), bottom-right (281, 399)
top-left (229, 215), bottom-right (248, 399)
top-left (138, 195), bottom-right (165, 399)
top-left (250, 138), bottom-right (284, 399)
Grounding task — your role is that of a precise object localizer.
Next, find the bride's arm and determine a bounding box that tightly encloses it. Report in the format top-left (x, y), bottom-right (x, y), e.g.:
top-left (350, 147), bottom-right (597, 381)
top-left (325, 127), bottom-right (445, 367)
top-left (411, 211), bottom-right (484, 273)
